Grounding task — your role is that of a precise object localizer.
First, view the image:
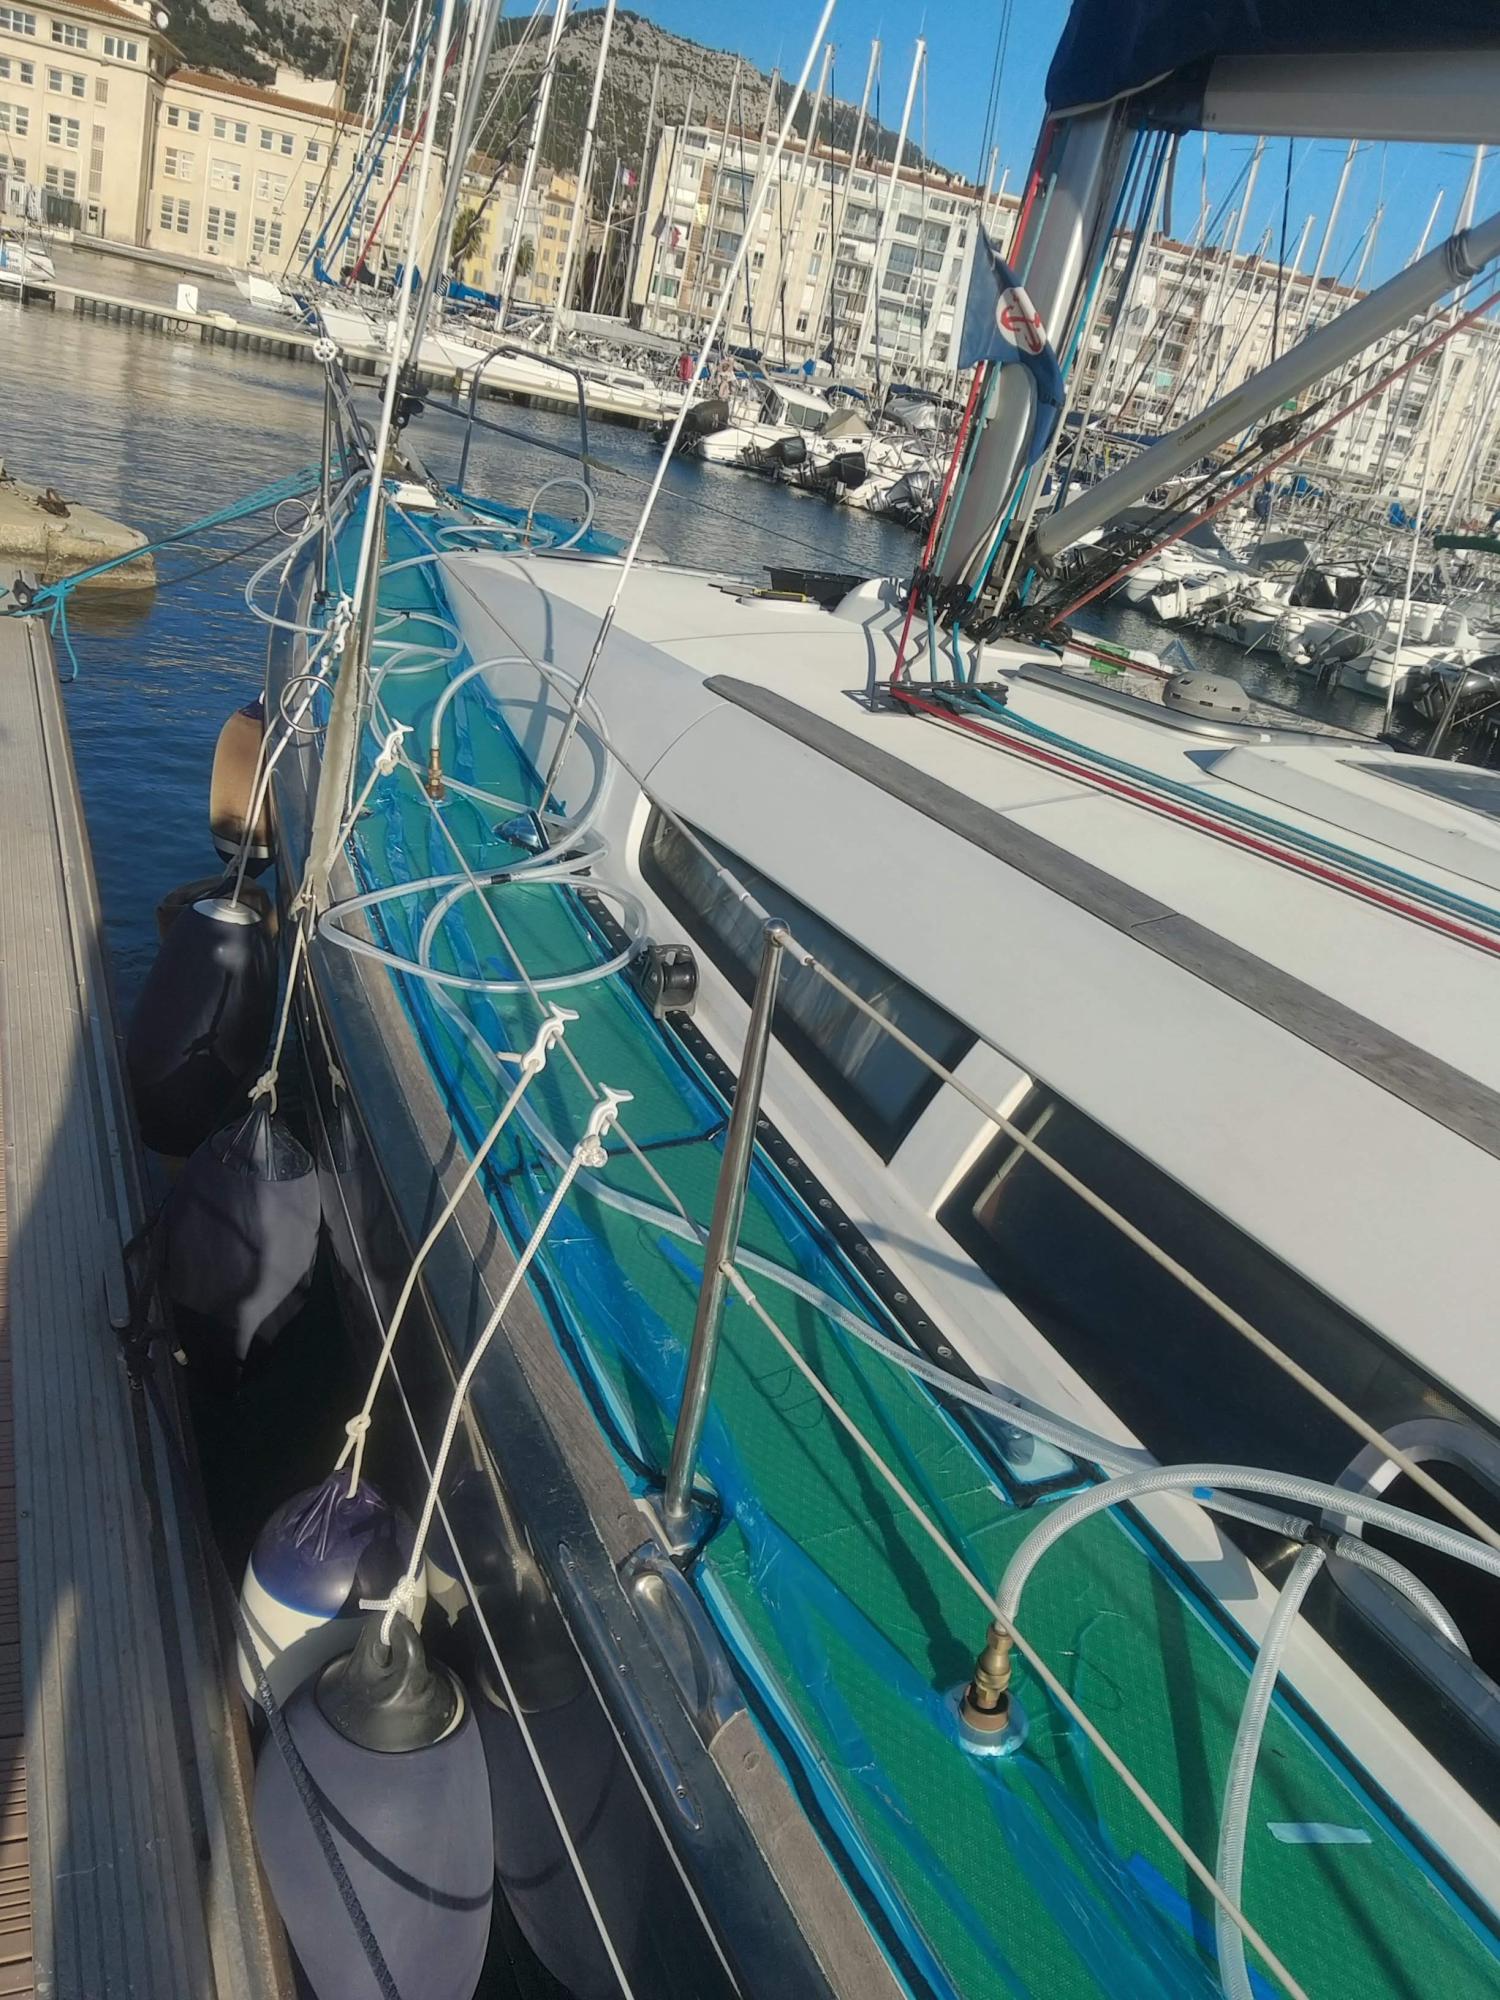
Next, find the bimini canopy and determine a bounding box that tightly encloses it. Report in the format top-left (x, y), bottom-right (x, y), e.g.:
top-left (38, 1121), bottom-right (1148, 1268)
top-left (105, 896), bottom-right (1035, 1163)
top-left (1046, 0), bottom-right (1500, 122)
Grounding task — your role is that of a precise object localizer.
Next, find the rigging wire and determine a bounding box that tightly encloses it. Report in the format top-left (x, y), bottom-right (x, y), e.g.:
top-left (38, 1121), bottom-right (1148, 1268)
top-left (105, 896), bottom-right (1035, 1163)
top-left (391, 487), bottom-right (1500, 1561)
top-left (534, 0), bottom-right (837, 818)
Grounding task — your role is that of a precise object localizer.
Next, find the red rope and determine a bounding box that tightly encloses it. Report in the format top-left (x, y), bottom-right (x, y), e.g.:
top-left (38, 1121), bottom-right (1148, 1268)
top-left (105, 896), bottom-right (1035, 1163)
top-left (891, 122), bottom-right (1059, 689)
top-left (890, 362), bottom-right (988, 686)
top-left (888, 683), bottom-right (1500, 957)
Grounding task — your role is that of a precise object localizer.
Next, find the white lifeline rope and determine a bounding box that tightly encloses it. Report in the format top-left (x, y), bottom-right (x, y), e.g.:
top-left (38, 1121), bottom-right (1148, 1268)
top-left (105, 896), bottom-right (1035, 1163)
top-left (337, 1007), bottom-right (576, 1496)
top-left (353, 556), bottom-right (1293, 1988)
top-left (422, 553), bottom-right (1500, 1561)
top-left (358, 699), bottom-right (1302, 1989)
top-left (711, 1256), bottom-right (1313, 2000)
top-left (363, 1086), bottom-right (632, 1644)
top-left (311, 1067), bottom-right (644, 2000)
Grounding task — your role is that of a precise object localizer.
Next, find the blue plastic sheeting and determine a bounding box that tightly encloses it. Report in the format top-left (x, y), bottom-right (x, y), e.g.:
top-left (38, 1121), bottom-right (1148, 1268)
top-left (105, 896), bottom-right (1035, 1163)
top-left (1045, 0), bottom-right (1500, 115)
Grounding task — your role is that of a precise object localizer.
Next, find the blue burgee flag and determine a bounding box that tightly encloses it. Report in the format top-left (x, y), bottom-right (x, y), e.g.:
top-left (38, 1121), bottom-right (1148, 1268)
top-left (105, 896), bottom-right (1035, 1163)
top-left (958, 227), bottom-right (1066, 463)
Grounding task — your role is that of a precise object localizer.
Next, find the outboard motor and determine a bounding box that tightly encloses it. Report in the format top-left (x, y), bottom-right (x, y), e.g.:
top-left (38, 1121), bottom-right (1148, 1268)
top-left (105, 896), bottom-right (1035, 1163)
top-left (1306, 607), bottom-right (1383, 686)
top-left (254, 1614), bottom-right (492, 2000)
top-left (683, 396), bottom-right (729, 438)
top-left (772, 433), bottom-right (808, 469)
top-left (831, 449), bottom-right (867, 490)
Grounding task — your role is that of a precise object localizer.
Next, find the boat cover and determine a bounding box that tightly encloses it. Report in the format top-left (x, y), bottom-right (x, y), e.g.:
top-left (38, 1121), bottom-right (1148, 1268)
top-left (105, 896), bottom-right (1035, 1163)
top-left (1047, 0), bottom-right (1500, 115)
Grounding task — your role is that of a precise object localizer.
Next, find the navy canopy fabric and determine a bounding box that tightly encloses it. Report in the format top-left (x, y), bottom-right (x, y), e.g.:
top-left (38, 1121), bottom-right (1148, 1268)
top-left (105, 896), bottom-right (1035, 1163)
top-left (1046, 0), bottom-right (1500, 114)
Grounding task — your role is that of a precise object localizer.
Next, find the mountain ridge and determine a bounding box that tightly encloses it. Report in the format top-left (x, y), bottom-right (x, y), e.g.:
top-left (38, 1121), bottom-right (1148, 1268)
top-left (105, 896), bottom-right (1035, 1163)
top-left (161, 2), bottom-right (971, 202)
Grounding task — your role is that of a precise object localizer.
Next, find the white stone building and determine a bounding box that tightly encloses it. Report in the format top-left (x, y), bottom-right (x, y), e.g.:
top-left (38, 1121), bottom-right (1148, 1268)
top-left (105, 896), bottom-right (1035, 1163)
top-left (0, 0), bottom-right (165, 241)
top-left (147, 66), bottom-right (443, 278)
top-left (0, 0), bottom-right (444, 277)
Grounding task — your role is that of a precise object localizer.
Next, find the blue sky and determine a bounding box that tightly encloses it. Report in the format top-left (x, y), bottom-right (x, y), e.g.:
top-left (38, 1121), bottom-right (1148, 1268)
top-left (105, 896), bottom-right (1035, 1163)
top-left (618, 0), bottom-right (1494, 293)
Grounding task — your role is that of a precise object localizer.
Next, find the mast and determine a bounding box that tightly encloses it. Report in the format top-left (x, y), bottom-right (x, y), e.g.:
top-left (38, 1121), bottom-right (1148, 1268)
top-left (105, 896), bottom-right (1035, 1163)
top-left (1091, 143), bottom-right (1169, 424)
top-left (621, 59), bottom-right (661, 318)
top-left (815, 39), bottom-right (878, 364)
top-left (1292, 139), bottom-right (1357, 343)
top-left (588, 160), bottom-right (620, 312)
top-left (1367, 186), bottom-right (1451, 495)
top-left (355, 0), bottom-right (390, 179)
top-left (497, 0), bottom-right (571, 331)
top-left (765, 40), bottom-right (832, 365)
top-left (936, 107), bottom-right (1134, 592)
top-left (550, 0), bottom-right (617, 343)
top-left (856, 37), bottom-right (924, 388)
top-left (411, 0), bottom-right (505, 354)
top-left (1328, 201), bottom-right (1385, 478)
top-left (1030, 200), bottom-right (1500, 559)
top-left (1442, 313), bottom-right (1500, 522)
top-left (289, 9), bottom-right (358, 281)
top-left (690, 60), bottom-right (742, 327)
top-left (1185, 135), bottom-right (1263, 412)
top-left (642, 77), bottom-right (692, 330)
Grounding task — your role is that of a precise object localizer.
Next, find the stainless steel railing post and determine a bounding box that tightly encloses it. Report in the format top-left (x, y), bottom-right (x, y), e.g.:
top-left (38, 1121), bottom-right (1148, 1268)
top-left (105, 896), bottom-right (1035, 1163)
top-left (457, 345), bottom-right (593, 497)
top-left (661, 921), bottom-right (787, 1542)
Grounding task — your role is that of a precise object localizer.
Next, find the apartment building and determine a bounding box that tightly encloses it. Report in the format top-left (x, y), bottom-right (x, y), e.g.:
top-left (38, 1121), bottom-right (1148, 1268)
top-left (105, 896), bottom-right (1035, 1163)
top-left (629, 120), bottom-right (999, 387)
top-left (0, 0), bottom-right (443, 275)
top-left (525, 170), bottom-right (579, 303)
top-left (147, 67), bottom-right (442, 277)
top-left (0, 0), bottom-right (165, 241)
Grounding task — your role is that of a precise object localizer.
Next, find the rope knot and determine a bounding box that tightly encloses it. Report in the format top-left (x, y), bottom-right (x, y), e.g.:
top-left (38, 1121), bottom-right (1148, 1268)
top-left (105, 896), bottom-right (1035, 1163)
top-left (247, 1070), bottom-right (278, 1112)
top-left (361, 1571), bottom-right (423, 1645)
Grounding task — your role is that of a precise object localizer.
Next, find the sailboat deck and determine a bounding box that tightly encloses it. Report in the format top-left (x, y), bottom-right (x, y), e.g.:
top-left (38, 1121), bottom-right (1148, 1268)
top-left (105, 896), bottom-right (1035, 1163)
top-left (0, 612), bottom-right (284, 1997)
top-left (337, 510), bottom-right (1500, 1997)
top-left (438, 548), bottom-right (1500, 1427)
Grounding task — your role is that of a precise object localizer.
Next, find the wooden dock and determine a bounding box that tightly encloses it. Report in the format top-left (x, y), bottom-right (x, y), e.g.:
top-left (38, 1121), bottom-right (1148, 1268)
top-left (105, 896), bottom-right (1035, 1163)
top-left (0, 609), bottom-right (287, 1996)
top-left (48, 280), bottom-right (662, 428)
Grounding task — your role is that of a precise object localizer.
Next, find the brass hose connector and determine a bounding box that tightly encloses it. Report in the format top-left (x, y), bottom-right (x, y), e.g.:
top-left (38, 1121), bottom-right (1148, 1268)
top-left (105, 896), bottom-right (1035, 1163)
top-left (424, 745), bottom-right (445, 802)
top-left (960, 1621), bottom-right (1013, 1734)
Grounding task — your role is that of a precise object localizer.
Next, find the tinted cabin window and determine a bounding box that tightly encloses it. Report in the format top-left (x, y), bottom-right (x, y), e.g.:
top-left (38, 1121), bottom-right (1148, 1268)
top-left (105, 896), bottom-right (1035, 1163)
top-left (642, 812), bottom-right (973, 1160)
top-left (940, 1087), bottom-right (1474, 1480)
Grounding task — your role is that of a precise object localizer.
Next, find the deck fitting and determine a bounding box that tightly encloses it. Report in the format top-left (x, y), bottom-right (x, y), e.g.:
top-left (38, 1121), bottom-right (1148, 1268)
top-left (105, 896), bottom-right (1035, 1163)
top-left (959, 1621), bottom-right (1014, 1735)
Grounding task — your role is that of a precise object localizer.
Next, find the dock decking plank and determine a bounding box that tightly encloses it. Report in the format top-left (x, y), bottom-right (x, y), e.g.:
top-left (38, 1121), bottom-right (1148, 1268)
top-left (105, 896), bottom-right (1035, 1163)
top-left (0, 613), bottom-right (283, 1997)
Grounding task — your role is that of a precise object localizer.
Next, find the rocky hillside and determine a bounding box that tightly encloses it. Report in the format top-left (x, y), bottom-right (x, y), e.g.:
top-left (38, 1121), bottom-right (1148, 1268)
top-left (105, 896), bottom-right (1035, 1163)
top-left (162, 2), bottom-right (960, 190)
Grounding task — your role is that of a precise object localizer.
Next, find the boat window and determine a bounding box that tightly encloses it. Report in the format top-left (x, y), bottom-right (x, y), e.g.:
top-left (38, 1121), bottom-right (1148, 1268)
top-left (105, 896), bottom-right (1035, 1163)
top-left (784, 399), bottom-right (828, 434)
top-left (641, 811), bottom-right (974, 1159)
top-left (1351, 759), bottom-right (1500, 825)
top-left (939, 1086), bottom-right (1495, 1483)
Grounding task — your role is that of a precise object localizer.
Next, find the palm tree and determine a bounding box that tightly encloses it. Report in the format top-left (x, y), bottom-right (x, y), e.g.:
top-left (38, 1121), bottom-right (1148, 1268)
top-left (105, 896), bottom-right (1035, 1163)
top-left (449, 204), bottom-right (486, 273)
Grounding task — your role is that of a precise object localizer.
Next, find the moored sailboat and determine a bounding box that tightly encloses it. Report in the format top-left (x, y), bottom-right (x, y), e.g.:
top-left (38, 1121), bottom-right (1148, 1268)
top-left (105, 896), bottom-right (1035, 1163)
top-left (132, 1), bottom-right (1500, 1993)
